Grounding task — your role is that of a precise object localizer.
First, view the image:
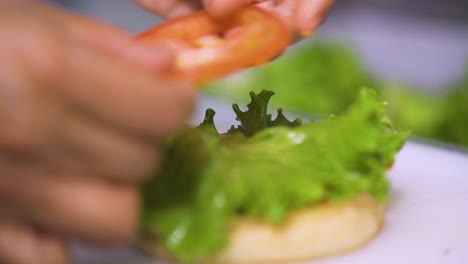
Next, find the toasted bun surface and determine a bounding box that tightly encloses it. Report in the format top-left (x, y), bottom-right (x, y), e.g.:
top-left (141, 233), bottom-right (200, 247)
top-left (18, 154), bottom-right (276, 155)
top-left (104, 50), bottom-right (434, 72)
top-left (137, 193), bottom-right (384, 264)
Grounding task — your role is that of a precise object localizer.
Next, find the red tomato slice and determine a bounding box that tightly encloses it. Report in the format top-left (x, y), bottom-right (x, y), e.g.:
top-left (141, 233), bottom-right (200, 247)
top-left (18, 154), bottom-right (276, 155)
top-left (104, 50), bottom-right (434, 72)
top-left (135, 6), bottom-right (292, 86)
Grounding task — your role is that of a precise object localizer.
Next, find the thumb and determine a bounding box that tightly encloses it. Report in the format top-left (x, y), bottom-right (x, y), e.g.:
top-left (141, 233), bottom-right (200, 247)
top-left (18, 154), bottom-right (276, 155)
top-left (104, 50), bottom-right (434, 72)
top-left (203, 0), bottom-right (249, 17)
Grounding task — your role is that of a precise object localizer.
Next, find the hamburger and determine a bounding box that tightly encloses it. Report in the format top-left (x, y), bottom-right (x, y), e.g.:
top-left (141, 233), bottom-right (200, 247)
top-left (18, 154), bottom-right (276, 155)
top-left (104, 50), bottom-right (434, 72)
top-left (136, 88), bottom-right (408, 263)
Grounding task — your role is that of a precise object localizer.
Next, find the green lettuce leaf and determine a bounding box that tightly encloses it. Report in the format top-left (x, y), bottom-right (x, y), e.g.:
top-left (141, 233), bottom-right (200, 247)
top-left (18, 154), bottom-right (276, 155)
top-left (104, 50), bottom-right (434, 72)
top-left (433, 65), bottom-right (468, 147)
top-left (202, 41), bottom-right (376, 115)
top-left (140, 88), bottom-right (408, 262)
top-left (202, 40), bottom-right (468, 149)
top-left (226, 90), bottom-right (302, 137)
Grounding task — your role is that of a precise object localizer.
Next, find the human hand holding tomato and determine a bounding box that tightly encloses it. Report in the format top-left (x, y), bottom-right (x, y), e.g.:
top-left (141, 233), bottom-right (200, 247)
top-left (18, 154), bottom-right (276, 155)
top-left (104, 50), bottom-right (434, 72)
top-left (134, 0), bottom-right (334, 85)
top-left (0, 1), bottom-right (195, 263)
top-left (135, 0), bottom-right (334, 37)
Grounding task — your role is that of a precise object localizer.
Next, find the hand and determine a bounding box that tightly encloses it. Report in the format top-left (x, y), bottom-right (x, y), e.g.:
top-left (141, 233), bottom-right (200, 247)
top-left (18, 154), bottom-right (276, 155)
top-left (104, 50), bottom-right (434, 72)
top-left (0, 1), bottom-right (195, 263)
top-left (135, 0), bottom-right (334, 37)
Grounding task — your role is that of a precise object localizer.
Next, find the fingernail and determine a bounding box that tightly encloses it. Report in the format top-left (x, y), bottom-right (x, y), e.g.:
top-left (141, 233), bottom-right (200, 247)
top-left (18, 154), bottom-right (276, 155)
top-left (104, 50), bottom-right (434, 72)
top-left (297, 0), bottom-right (333, 36)
top-left (300, 31), bottom-right (313, 38)
top-left (298, 18), bottom-right (322, 38)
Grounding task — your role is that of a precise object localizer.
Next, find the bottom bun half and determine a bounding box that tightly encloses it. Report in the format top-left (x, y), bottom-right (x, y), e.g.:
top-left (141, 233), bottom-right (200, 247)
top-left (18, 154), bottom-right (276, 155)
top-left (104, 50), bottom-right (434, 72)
top-left (136, 193), bottom-right (385, 264)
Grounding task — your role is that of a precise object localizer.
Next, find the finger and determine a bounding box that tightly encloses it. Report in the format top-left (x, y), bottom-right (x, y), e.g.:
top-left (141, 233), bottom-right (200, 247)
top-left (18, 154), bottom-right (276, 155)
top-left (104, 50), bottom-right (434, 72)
top-left (203, 0), bottom-right (248, 17)
top-left (46, 113), bottom-right (160, 182)
top-left (295, 0), bottom-right (334, 35)
top-left (59, 41), bottom-right (196, 141)
top-left (0, 57), bottom-right (46, 152)
top-left (0, 217), bottom-right (68, 264)
top-left (133, 0), bottom-right (201, 18)
top-left (66, 15), bottom-right (176, 72)
top-left (255, 0), bottom-right (296, 31)
top-left (0, 173), bottom-right (139, 245)
top-left (44, 4), bottom-right (176, 73)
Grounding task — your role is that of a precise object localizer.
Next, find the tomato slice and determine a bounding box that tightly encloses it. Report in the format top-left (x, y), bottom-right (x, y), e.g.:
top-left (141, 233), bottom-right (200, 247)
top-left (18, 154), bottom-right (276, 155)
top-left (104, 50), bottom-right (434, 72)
top-left (135, 6), bottom-right (292, 86)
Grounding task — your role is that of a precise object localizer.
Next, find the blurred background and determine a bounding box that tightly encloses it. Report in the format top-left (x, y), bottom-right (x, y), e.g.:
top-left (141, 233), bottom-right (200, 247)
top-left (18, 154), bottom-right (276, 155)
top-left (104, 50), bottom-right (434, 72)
top-left (49, 0), bottom-right (468, 151)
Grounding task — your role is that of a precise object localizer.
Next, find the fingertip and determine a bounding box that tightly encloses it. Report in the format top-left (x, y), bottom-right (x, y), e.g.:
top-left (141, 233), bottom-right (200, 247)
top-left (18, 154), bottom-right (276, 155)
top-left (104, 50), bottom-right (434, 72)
top-left (296, 0), bottom-right (334, 34)
top-left (0, 218), bottom-right (69, 264)
top-left (122, 43), bottom-right (177, 73)
top-left (53, 181), bottom-right (141, 246)
top-left (300, 30), bottom-right (313, 38)
top-left (82, 185), bottom-right (140, 245)
top-left (152, 79), bottom-right (198, 136)
top-left (297, 18), bottom-right (322, 38)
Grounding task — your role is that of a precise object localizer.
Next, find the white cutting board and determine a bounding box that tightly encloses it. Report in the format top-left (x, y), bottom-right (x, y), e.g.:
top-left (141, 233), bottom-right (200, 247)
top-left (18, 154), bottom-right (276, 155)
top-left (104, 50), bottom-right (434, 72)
top-left (71, 97), bottom-right (468, 264)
